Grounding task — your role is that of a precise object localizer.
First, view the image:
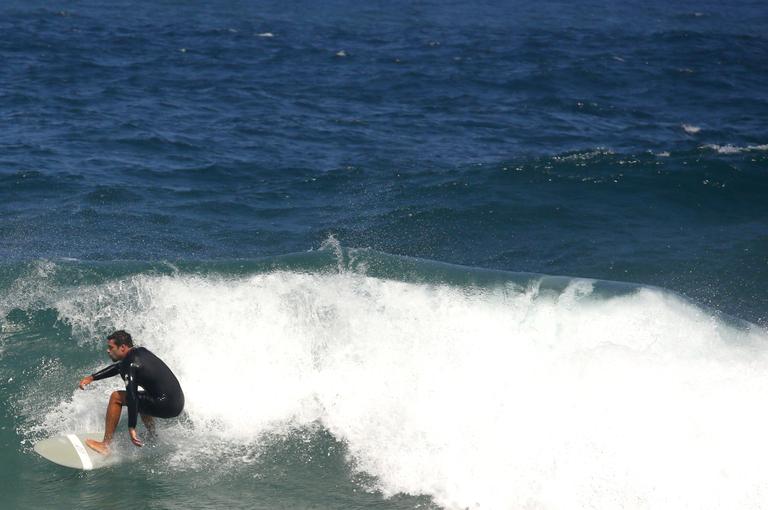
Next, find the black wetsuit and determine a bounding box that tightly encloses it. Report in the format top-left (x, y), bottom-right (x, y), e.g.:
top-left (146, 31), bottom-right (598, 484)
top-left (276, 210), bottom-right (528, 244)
top-left (91, 347), bottom-right (184, 428)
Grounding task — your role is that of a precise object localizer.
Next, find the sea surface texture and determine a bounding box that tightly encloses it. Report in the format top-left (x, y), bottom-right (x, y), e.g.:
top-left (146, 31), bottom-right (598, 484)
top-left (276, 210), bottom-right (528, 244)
top-left (1, 1), bottom-right (767, 509)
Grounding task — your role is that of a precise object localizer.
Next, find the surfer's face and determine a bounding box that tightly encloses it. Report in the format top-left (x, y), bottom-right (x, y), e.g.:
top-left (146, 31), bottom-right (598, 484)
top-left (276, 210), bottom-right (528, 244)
top-left (106, 339), bottom-right (129, 361)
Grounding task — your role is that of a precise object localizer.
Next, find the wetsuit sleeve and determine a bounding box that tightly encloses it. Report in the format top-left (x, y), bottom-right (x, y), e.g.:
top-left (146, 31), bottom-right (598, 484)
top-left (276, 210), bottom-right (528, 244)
top-left (91, 363), bottom-right (120, 381)
top-left (125, 361), bottom-right (140, 429)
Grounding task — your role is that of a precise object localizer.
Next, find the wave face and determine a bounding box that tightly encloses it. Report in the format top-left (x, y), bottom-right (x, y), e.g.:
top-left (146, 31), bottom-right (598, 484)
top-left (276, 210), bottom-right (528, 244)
top-left (4, 250), bottom-right (767, 509)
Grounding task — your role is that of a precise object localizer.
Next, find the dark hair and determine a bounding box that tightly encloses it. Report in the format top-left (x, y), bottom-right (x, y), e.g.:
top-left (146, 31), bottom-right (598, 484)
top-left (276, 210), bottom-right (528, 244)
top-left (107, 330), bottom-right (133, 348)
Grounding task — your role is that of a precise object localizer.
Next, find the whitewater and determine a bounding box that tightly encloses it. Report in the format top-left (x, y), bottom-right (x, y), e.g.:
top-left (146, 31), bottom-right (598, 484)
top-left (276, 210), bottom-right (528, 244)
top-left (9, 258), bottom-right (767, 510)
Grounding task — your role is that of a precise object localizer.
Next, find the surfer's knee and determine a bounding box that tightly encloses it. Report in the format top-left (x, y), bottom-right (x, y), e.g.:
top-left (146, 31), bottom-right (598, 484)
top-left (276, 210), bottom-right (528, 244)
top-left (109, 390), bottom-right (126, 405)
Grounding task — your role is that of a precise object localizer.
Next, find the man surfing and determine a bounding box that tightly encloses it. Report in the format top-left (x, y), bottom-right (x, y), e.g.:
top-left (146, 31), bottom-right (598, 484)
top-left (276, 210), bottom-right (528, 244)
top-left (78, 330), bottom-right (185, 454)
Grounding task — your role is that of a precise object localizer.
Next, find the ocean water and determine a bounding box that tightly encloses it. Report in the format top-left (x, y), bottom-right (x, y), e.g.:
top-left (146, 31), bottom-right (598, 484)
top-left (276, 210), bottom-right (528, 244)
top-left (1, 0), bottom-right (767, 509)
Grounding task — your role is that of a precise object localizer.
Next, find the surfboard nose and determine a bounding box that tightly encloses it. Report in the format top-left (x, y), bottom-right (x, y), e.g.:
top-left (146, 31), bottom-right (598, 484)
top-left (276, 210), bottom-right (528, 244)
top-left (33, 433), bottom-right (108, 470)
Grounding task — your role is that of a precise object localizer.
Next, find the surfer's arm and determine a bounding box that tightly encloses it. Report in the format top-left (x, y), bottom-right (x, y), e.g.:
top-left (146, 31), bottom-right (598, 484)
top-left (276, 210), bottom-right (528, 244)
top-left (125, 362), bottom-right (140, 429)
top-left (79, 362), bottom-right (120, 389)
top-left (91, 363), bottom-right (120, 381)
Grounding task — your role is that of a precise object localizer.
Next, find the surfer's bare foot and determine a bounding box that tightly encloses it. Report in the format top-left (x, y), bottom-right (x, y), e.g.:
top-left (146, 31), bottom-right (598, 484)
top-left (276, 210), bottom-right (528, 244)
top-left (85, 439), bottom-right (110, 455)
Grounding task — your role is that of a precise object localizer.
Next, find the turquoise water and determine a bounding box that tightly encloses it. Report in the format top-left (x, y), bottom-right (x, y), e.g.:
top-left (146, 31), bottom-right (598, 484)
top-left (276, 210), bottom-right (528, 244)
top-left (3, 247), bottom-right (768, 508)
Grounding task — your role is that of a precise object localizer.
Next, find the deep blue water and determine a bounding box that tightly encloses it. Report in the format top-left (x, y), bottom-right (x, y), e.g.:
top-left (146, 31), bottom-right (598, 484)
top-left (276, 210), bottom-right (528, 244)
top-left (2, 1), bottom-right (768, 508)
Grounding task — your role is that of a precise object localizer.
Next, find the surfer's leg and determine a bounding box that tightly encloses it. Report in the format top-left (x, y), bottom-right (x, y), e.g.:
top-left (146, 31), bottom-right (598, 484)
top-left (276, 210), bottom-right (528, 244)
top-left (140, 414), bottom-right (156, 439)
top-left (86, 390), bottom-right (126, 454)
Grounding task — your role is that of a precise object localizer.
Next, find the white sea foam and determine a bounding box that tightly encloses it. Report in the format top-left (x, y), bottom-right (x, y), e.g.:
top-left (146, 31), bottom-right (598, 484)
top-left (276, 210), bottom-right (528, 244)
top-left (682, 123), bottom-right (701, 134)
top-left (0, 260), bottom-right (58, 319)
top-left (35, 271), bottom-right (768, 509)
top-left (552, 148), bottom-right (614, 162)
top-left (702, 143), bottom-right (768, 154)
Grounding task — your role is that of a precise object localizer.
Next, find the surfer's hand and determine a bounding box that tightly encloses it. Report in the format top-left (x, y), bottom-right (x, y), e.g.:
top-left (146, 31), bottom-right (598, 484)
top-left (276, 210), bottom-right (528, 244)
top-left (78, 375), bottom-right (94, 390)
top-left (129, 428), bottom-right (143, 447)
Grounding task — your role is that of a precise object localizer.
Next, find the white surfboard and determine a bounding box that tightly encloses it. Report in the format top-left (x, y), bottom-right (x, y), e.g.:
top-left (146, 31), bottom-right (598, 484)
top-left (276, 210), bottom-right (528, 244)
top-left (34, 433), bottom-right (117, 470)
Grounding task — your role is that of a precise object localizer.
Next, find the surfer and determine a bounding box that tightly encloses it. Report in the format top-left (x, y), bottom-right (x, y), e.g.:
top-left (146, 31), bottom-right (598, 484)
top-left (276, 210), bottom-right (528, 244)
top-left (77, 330), bottom-right (185, 455)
